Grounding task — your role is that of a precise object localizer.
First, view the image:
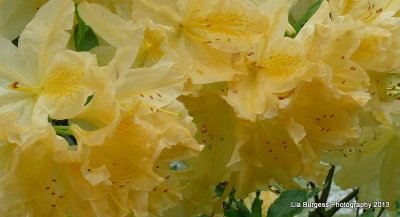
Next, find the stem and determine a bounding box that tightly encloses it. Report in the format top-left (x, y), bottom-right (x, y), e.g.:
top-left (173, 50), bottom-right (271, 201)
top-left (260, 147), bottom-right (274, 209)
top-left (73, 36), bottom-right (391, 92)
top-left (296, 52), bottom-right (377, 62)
top-left (325, 189), bottom-right (359, 217)
top-left (310, 182), bottom-right (320, 203)
top-left (312, 166), bottom-right (335, 217)
top-left (320, 165), bottom-right (335, 203)
top-left (356, 196), bottom-right (360, 217)
top-left (377, 208), bottom-right (385, 217)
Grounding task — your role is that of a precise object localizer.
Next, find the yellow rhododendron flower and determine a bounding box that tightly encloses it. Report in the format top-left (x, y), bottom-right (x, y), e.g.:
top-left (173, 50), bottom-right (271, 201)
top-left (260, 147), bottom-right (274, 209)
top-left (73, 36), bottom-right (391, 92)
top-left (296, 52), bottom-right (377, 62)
top-left (131, 0), bottom-right (268, 53)
top-left (226, 37), bottom-right (314, 121)
top-left (72, 99), bottom-right (201, 217)
top-left (330, 0), bottom-right (400, 25)
top-left (0, 0), bottom-right (104, 127)
top-left (176, 94), bottom-right (247, 216)
top-left (0, 123), bottom-right (109, 217)
top-left (324, 125), bottom-right (400, 209)
top-left (79, 0), bottom-right (269, 83)
top-left (1, 0), bottom-right (400, 216)
top-left (306, 16), bottom-right (371, 105)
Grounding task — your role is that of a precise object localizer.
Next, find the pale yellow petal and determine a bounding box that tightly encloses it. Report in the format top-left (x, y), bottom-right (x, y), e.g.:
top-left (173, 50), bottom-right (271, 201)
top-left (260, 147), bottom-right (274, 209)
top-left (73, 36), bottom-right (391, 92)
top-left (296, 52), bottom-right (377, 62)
top-left (183, 0), bottom-right (268, 52)
top-left (78, 1), bottom-right (131, 46)
top-left (18, 0), bottom-right (74, 84)
top-left (116, 61), bottom-right (185, 108)
top-left (0, 0), bottom-right (37, 40)
top-left (107, 27), bottom-right (145, 80)
top-left (0, 37), bottom-right (31, 85)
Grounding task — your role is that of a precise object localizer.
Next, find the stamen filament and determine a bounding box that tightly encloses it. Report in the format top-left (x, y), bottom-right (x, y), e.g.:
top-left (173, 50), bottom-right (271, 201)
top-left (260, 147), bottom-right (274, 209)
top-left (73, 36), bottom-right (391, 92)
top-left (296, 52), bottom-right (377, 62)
top-left (8, 82), bottom-right (40, 95)
top-left (140, 104), bottom-right (182, 117)
top-left (109, 192), bottom-right (131, 214)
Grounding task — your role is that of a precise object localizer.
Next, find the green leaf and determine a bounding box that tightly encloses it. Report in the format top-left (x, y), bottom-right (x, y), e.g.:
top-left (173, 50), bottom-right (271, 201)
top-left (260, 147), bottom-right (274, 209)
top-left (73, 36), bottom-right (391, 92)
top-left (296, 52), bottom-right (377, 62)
top-left (267, 190), bottom-right (308, 217)
top-left (235, 200), bottom-right (252, 217)
top-left (73, 4), bottom-right (99, 51)
top-left (307, 187), bottom-right (321, 198)
top-left (225, 208), bottom-right (244, 217)
top-left (296, 0), bottom-right (323, 27)
top-left (359, 209), bottom-right (374, 217)
top-left (251, 193), bottom-right (263, 217)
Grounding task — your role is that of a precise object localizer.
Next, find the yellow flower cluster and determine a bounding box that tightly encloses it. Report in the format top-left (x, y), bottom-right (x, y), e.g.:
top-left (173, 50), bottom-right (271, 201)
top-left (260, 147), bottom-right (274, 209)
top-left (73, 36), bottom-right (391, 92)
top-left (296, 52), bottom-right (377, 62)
top-left (0, 0), bottom-right (399, 216)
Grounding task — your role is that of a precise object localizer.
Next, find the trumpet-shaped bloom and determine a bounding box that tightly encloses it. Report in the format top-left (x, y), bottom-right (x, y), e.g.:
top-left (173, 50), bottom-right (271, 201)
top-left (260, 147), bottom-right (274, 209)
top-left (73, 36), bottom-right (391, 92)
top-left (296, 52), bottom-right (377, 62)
top-left (0, 123), bottom-right (110, 217)
top-left (306, 16), bottom-right (371, 105)
top-left (177, 94), bottom-right (248, 216)
top-left (324, 124), bottom-right (400, 208)
top-left (72, 99), bottom-right (201, 217)
top-left (79, 0), bottom-right (268, 83)
top-left (226, 37), bottom-right (314, 121)
top-left (329, 0), bottom-right (400, 25)
top-left (68, 25), bottom-right (200, 216)
top-left (0, 0), bottom-right (104, 127)
top-left (131, 0), bottom-right (268, 53)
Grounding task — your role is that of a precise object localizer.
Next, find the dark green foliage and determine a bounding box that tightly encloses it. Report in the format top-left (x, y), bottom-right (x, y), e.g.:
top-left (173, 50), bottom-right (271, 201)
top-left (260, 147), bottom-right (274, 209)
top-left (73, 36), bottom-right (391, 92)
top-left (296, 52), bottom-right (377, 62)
top-left (359, 209), bottom-right (374, 217)
top-left (251, 192), bottom-right (263, 217)
top-left (73, 4), bottom-right (99, 52)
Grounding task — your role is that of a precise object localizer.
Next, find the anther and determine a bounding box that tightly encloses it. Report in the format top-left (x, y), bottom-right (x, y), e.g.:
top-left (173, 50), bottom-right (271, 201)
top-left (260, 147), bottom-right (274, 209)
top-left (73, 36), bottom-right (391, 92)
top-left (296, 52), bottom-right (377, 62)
top-left (11, 82), bottom-right (19, 89)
